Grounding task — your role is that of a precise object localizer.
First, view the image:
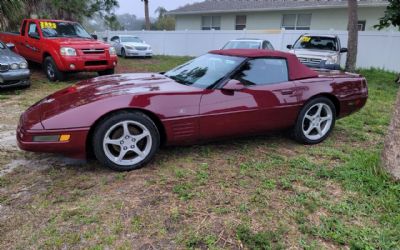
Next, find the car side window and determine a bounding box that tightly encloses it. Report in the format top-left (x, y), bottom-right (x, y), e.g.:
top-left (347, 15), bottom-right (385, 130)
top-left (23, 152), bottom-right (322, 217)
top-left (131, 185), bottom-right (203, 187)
top-left (235, 58), bottom-right (289, 86)
top-left (27, 22), bottom-right (40, 39)
top-left (110, 36), bottom-right (119, 43)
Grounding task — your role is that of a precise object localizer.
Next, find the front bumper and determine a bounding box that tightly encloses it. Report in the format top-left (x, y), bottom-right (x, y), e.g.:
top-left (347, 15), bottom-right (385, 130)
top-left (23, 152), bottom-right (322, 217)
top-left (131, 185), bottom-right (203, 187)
top-left (16, 125), bottom-right (90, 159)
top-left (303, 60), bottom-right (341, 70)
top-left (58, 54), bottom-right (118, 72)
top-left (125, 49), bottom-right (153, 57)
top-left (0, 69), bottom-right (31, 88)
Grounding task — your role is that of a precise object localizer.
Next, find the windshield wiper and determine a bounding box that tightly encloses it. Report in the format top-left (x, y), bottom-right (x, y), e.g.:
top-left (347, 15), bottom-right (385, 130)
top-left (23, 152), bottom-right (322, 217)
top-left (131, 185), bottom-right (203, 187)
top-left (166, 75), bottom-right (192, 85)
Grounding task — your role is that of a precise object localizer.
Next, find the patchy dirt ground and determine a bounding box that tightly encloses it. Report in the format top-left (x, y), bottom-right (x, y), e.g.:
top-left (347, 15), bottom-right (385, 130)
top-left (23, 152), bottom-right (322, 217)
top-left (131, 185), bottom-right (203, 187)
top-left (0, 59), bottom-right (399, 249)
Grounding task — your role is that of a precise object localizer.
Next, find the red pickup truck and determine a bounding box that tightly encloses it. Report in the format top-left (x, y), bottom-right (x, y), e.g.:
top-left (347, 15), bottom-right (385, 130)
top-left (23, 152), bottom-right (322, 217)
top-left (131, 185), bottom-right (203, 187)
top-left (0, 19), bottom-right (118, 81)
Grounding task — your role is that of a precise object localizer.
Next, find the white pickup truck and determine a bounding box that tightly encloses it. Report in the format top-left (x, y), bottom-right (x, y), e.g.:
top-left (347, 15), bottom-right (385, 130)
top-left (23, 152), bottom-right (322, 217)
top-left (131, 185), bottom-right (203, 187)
top-left (286, 34), bottom-right (348, 70)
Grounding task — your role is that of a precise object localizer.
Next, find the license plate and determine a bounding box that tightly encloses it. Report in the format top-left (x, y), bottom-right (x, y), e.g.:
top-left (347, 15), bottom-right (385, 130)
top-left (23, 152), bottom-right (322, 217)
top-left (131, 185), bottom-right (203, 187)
top-left (139, 52), bottom-right (147, 56)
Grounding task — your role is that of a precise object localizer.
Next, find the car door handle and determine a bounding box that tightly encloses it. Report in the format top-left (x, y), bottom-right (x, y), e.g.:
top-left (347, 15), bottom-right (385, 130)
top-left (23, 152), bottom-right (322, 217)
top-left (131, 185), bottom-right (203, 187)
top-left (280, 90), bottom-right (294, 95)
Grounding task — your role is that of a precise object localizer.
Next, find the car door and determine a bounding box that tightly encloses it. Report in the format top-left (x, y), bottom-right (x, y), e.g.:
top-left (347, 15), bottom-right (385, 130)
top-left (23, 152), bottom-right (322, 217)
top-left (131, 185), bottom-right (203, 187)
top-left (20, 21), bottom-right (42, 62)
top-left (199, 58), bottom-right (300, 140)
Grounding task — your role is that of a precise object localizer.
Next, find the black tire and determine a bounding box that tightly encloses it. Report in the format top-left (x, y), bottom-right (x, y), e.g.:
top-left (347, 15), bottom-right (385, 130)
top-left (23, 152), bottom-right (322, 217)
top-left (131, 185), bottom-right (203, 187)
top-left (121, 48), bottom-right (127, 58)
top-left (293, 97), bottom-right (336, 144)
top-left (92, 111), bottom-right (160, 171)
top-left (44, 56), bottom-right (65, 82)
top-left (98, 68), bottom-right (115, 76)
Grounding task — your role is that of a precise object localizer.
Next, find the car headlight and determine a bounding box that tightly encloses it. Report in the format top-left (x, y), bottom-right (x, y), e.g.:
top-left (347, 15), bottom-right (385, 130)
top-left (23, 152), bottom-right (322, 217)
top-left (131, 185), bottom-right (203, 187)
top-left (125, 46), bottom-right (134, 50)
top-left (19, 61), bottom-right (28, 69)
top-left (10, 63), bottom-right (19, 70)
top-left (109, 47), bottom-right (116, 55)
top-left (60, 47), bottom-right (77, 56)
top-left (325, 55), bottom-right (339, 65)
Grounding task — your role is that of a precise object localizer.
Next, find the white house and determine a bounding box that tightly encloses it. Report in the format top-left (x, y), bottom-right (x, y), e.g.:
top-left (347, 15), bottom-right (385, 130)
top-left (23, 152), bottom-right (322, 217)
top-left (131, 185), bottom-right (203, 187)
top-left (169, 0), bottom-right (391, 31)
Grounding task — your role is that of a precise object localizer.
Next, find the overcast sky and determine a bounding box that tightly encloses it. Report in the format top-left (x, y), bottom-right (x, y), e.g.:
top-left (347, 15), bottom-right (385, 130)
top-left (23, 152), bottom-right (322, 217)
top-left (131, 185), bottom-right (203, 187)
top-left (115, 0), bottom-right (200, 18)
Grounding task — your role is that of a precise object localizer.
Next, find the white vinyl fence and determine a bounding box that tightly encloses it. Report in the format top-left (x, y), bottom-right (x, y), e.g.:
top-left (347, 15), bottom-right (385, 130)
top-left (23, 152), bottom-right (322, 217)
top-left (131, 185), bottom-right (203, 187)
top-left (97, 29), bottom-right (400, 72)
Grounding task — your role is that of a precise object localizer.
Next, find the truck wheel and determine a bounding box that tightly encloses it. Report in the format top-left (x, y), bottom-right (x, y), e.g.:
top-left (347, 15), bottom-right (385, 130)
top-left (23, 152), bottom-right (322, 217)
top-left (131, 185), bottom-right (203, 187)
top-left (44, 57), bottom-right (65, 82)
top-left (98, 68), bottom-right (115, 76)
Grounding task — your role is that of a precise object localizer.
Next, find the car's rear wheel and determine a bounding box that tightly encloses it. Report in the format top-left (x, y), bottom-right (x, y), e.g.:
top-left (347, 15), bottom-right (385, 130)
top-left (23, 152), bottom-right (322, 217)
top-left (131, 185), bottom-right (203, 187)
top-left (293, 97), bottom-right (336, 144)
top-left (44, 56), bottom-right (65, 82)
top-left (92, 111), bottom-right (160, 171)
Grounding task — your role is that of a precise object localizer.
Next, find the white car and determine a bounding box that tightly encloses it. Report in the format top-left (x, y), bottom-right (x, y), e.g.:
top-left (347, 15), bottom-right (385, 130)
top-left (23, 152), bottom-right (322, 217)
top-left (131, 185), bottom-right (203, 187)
top-left (110, 35), bottom-right (153, 58)
top-left (222, 38), bottom-right (275, 50)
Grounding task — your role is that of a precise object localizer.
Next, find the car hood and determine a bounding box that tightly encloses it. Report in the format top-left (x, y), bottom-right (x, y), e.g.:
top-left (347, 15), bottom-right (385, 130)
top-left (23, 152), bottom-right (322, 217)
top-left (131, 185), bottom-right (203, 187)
top-left (290, 49), bottom-right (337, 59)
top-left (35, 73), bottom-right (200, 128)
top-left (0, 49), bottom-right (26, 64)
top-left (48, 38), bottom-right (111, 49)
top-left (122, 42), bottom-right (149, 47)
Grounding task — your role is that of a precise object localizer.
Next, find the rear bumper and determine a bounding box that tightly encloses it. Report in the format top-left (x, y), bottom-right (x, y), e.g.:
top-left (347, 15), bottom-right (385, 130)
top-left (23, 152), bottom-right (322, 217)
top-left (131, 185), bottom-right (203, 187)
top-left (16, 126), bottom-right (90, 159)
top-left (58, 54), bottom-right (118, 72)
top-left (0, 69), bottom-right (30, 88)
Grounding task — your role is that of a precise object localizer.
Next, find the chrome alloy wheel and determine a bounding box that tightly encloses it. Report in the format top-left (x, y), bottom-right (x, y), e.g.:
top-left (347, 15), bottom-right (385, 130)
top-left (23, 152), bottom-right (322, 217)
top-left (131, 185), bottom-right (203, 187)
top-left (302, 103), bottom-right (333, 141)
top-left (47, 63), bottom-right (55, 79)
top-left (103, 120), bottom-right (152, 166)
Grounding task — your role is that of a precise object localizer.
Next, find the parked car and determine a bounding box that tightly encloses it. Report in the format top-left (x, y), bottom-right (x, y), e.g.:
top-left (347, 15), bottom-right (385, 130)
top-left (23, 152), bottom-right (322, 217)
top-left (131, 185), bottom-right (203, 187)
top-left (287, 34), bottom-right (347, 70)
top-left (0, 19), bottom-right (118, 81)
top-left (110, 35), bottom-right (153, 58)
top-left (17, 49), bottom-right (368, 171)
top-left (0, 41), bottom-right (30, 89)
top-left (222, 38), bottom-right (274, 50)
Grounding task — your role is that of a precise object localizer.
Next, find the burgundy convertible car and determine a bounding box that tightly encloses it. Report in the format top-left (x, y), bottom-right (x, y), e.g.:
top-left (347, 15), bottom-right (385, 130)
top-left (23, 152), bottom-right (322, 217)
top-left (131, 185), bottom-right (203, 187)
top-left (17, 49), bottom-right (368, 171)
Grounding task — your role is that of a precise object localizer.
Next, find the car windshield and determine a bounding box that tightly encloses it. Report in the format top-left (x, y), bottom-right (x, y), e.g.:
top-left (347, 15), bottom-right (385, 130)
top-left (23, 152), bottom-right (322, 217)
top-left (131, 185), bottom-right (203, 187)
top-left (293, 36), bottom-right (338, 51)
top-left (40, 21), bottom-right (92, 39)
top-left (165, 53), bottom-right (245, 89)
top-left (121, 36), bottom-right (143, 43)
top-left (223, 41), bottom-right (261, 49)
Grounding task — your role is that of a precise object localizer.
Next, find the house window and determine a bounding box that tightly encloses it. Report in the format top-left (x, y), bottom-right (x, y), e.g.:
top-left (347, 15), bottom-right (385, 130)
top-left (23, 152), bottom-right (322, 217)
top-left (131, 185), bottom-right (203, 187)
top-left (235, 15), bottom-right (247, 30)
top-left (282, 14), bottom-right (311, 30)
top-left (358, 20), bottom-right (366, 31)
top-left (202, 16), bottom-right (221, 30)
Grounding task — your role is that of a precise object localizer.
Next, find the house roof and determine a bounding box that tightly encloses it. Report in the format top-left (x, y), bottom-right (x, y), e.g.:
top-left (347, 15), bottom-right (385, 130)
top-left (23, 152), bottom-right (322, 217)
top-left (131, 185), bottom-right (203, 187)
top-left (209, 49), bottom-right (318, 80)
top-left (169, 0), bottom-right (388, 15)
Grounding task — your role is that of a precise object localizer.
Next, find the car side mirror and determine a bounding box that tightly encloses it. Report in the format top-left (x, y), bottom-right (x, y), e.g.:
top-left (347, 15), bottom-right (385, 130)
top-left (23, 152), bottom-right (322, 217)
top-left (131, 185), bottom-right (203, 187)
top-left (91, 34), bottom-right (98, 40)
top-left (222, 79), bottom-right (245, 91)
top-left (340, 48), bottom-right (348, 53)
top-left (28, 32), bottom-right (40, 39)
top-left (286, 44), bottom-right (293, 49)
top-left (6, 43), bottom-right (15, 50)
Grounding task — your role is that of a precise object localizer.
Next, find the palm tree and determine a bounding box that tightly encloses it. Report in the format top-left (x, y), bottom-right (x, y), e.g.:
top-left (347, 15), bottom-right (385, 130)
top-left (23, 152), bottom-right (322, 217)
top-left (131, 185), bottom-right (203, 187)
top-left (141, 0), bottom-right (150, 30)
top-left (155, 6), bottom-right (167, 20)
top-left (345, 0), bottom-right (358, 72)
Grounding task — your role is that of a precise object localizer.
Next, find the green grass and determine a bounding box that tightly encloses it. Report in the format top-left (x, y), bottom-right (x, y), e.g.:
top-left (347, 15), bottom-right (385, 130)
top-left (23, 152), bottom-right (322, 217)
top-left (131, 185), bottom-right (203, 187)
top-left (0, 57), bottom-right (399, 249)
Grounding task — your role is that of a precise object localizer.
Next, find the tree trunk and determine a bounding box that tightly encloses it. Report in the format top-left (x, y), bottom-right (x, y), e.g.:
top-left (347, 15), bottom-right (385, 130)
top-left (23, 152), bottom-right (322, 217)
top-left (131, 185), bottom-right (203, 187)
top-left (345, 0), bottom-right (358, 72)
top-left (144, 0), bottom-right (150, 30)
top-left (382, 87), bottom-right (400, 181)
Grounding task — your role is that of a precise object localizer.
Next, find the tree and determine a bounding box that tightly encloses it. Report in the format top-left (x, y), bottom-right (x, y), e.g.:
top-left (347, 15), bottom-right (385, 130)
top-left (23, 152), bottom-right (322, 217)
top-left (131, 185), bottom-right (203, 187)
top-left (141, 0), bottom-right (151, 30)
top-left (374, 0), bottom-right (400, 31)
top-left (154, 6), bottom-right (175, 30)
top-left (0, 0), bottom-right (25, 31)
top-left (104, 14), bottom-right (124, 30)
top-left (345, 0), bottom-right (358, 72)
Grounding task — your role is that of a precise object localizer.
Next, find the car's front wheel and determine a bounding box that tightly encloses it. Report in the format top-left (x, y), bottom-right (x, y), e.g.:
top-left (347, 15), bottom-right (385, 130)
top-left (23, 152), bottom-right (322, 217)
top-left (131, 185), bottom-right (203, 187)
top-left (293, 97), bottom-right (336, 144)
top-left (92, 111), bottom-right (160, 171)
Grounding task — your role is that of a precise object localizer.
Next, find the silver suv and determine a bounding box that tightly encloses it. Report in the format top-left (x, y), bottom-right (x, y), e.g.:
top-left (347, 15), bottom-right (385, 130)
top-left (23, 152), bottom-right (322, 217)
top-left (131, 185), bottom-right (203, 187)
top-left (287, 34), bottom-right (347, 70)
